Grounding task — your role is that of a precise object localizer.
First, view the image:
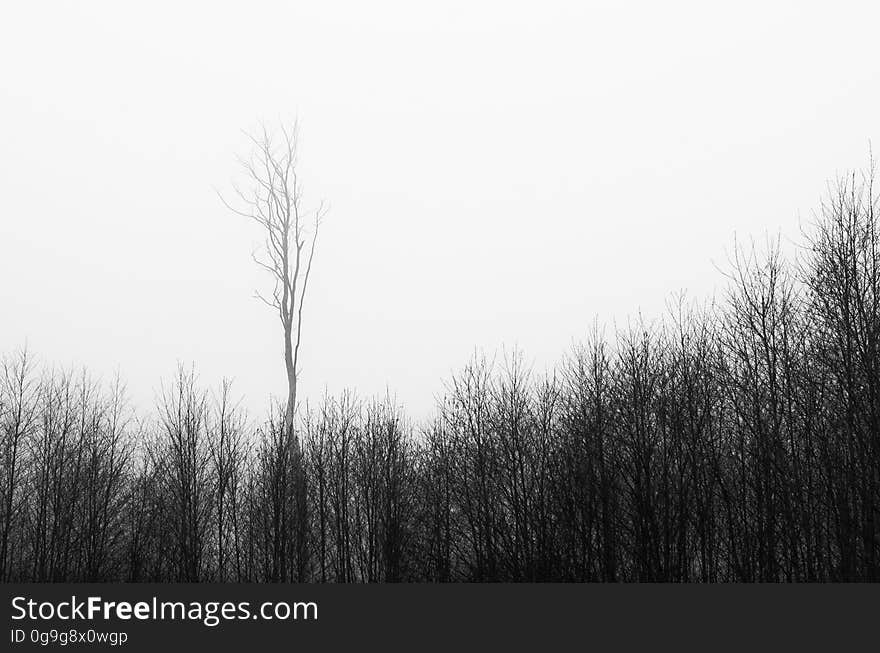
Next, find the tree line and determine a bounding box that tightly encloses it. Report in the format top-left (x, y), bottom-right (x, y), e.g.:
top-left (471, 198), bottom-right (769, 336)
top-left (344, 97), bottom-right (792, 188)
top-left (1, 165), bottom-right (879, 582)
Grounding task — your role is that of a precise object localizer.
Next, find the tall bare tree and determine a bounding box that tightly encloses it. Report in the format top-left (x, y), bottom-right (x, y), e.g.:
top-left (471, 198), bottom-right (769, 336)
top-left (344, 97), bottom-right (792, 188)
top-left (221, 121), bottom-right (324, 581)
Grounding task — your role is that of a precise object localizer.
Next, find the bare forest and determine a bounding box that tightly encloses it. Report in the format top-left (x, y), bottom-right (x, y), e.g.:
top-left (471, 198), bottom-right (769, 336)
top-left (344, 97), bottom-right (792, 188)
top-left (2, 160), bottom-right (880, 582)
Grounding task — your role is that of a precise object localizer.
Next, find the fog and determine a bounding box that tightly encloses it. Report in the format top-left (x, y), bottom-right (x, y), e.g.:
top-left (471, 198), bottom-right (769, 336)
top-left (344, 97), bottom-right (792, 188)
top-left (2, 1), bottom-right (878, 418)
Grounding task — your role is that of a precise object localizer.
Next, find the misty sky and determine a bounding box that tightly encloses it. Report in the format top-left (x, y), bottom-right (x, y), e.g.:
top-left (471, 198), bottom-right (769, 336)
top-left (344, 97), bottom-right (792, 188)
top-left (2, 1), bottom-right (879, 419)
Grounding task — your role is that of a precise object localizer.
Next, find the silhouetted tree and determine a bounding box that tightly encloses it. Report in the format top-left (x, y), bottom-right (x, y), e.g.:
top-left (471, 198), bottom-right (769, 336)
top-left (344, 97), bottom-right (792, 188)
top-left (220, 121), bottom-right (325, 582)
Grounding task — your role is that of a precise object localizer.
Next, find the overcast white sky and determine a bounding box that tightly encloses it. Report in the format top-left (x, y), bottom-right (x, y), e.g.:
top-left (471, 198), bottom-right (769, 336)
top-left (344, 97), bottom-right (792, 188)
top-left (1, 1), bottom-right (878, 419)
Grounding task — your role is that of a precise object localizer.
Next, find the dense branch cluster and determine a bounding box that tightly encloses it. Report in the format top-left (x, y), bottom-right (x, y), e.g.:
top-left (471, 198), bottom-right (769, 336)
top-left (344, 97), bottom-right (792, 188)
top-left (2, 169), bottom-right (879, 582)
